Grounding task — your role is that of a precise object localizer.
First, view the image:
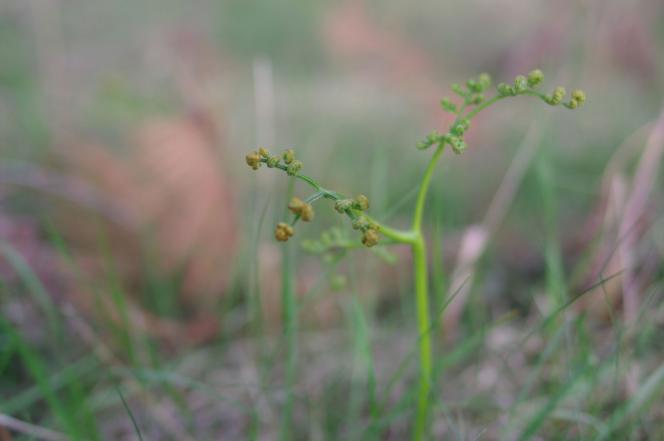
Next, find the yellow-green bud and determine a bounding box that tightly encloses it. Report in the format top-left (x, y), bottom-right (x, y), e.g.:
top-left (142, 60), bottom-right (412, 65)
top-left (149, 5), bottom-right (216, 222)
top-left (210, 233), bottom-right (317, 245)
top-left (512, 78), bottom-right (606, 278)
top-left (426, 130), bottom-right (441, 143)
top-left (451, 83), bottom-right (467, 98)
top-left (417, 130), bottom-right (444, 150)
top-left (571, 89), bottom-right (586, 106)
top-left (354, 194), bottom-right (369, 211)
top-left (547, 87), bottom-right (566, 105)
top-left (477, 73), bottom-right (492, 91)
top-left (467, 78), bottom-right (480, 93)
top-left (513, 75), bottom-right (528, 94)
top-left (497, 83), bottom-right (514, 96)
top-left (286, 160), bottom-right (302, 176)
top-left (470, 93), bottom-right (485, 105)
top-left (351, 216), bottom-right (369, 230)
top-left (275, 222), bottom-right (294, 242)
top-left (258, 147), bottom-right (270, 158)
top-left (334, 199), bottom-right (353, 213)
top-left (245, 151), bottom-right (261, 170)
top-left (565, 99), bottom-right (578, 109)
top-left (283, 149), bottom-right (295, 164)
top-left (440, 97), bottom-right (457, 113)
top-left (300, 203), bottom-right (314, 222)
top-left (266, 155), bottom-right (280, 168)
top-left (288, 196), bottom-right (306, 214)
top-left (451, 119), bottom-right (470, 136)
top-left (448, 136), bottom-right (466, 154)
top-left (527, 69), bottom-right (544, 88)
top-left (361, 229), bottom-right (379, 247)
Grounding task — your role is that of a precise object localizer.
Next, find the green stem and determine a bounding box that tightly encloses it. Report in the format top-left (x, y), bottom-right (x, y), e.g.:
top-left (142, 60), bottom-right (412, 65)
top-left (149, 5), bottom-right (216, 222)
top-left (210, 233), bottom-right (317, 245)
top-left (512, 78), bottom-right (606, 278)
top-left (409, 142), bottom-right (447, 440)
top-left (412, 144), bottom-right (445, 232)
top-left (405, 85), bottom-right (560, 440)
top-left (271, 163), bottom-right (323, 191)
top-left (464, 90), bottom-right (547, 120)
top-left (365, 215), bottom-right (418, 244)
top-left (464, 94), bottom-right (506, 120)
top-left (411, 236), bottom-right (432, 441)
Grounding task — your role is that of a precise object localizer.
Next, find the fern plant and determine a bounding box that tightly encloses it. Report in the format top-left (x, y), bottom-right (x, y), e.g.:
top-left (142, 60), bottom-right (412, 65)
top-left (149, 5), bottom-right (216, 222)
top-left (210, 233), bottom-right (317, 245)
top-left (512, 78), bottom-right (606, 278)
top-left (246, 69), bottom-right (585, 440)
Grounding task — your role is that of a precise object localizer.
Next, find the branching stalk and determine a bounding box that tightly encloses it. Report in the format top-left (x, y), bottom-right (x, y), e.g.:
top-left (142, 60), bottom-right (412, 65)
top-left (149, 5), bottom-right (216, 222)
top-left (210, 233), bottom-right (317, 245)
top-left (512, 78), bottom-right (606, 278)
top-left (246, 69), bottom-right (586, 441)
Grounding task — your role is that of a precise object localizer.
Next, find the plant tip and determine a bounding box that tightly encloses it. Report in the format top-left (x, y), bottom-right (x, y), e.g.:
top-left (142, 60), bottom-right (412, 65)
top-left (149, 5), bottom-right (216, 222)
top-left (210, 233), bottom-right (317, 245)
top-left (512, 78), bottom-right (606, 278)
top-left (275, 222), bottom-right (294, 242)
top-left (246, 151), bottom-right (261, 170)
top-left (572, 89), bottom-right (586, 105)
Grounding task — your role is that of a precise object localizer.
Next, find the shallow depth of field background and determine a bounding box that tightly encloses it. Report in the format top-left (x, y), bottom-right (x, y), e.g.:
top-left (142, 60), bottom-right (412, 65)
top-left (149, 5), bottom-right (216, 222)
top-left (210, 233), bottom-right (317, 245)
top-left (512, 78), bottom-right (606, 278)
top-left (1, 0), bottom-right (664, 440)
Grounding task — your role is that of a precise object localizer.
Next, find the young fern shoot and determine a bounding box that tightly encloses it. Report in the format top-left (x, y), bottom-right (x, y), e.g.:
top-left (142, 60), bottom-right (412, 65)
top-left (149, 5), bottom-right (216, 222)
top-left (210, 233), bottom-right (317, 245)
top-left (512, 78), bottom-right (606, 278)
top-left (246, 69), bottom-right (585, 441)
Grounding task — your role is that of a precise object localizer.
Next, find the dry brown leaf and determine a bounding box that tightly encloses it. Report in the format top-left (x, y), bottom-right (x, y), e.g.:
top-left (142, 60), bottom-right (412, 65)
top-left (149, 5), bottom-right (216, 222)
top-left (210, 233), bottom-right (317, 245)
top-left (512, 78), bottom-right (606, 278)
top-left (55, 115), bottom-right (237, 346)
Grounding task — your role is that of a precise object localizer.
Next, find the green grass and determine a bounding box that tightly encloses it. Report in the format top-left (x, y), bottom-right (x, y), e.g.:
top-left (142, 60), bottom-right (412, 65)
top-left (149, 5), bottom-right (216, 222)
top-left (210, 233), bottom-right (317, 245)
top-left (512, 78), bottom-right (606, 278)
top-left (1, 237), bottom-right (662, 439)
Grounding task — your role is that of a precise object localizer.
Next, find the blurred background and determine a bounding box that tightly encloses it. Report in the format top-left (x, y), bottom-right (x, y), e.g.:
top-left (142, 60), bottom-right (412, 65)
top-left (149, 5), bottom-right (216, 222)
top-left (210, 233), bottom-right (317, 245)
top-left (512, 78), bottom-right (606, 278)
top-left (1, 0), bottom-right (663, 439)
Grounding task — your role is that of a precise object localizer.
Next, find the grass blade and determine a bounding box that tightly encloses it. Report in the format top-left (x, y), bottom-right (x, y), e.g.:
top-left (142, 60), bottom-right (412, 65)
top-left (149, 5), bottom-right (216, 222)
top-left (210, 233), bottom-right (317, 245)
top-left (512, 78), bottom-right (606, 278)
top-left (116, 385), bottom-right (144, 441)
